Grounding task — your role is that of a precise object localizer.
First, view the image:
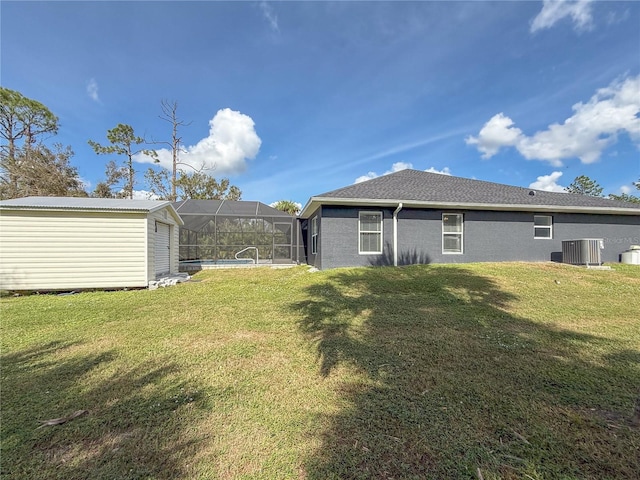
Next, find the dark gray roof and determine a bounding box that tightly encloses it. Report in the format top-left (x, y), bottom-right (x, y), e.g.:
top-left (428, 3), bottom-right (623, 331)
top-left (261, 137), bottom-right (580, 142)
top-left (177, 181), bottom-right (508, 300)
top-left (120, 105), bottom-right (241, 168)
top-left (173, 199), bottom-right (294, 217)
top-left (301, 169), bottom-right (640, 217)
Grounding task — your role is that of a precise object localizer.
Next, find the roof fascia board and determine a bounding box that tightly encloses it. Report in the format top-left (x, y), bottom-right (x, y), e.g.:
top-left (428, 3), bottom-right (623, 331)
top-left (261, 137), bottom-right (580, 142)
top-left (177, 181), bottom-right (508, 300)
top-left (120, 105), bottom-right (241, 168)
top-left (1, 202), bottom-right (185, 225)
top-left (301, 197), bottom-right (640, 216)
top-left (0, 205), bottom-right (151, 214)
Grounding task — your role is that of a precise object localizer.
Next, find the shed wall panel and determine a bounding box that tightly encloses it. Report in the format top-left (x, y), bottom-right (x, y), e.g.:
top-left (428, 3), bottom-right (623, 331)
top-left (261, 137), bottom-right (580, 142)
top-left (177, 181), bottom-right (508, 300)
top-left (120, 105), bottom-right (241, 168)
top-left (155, 223), bottom-right (171, 275)
top-left (147, 209), bottom-right (181, 280)
top-left (0, 210), bottom-right (149, 290)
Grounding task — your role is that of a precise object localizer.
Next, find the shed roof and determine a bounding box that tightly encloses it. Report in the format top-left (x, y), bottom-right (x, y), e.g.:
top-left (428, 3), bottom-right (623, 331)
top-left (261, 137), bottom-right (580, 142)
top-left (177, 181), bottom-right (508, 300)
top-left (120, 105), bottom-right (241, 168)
top-left (0, 196), bottom-right (183, 224)
top-left (300, 169), bottom-right (640, 217)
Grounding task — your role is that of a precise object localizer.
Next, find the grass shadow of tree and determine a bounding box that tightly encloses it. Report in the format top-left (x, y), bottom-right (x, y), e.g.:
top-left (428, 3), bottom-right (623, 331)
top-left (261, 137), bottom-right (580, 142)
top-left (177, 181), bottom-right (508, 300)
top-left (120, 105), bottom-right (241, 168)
top-left (294, 265), bottom-right (640, 479)
top-left (369, 242), bottom-right (432, 267)
top-left (1, 340), bottom-right (209, 479)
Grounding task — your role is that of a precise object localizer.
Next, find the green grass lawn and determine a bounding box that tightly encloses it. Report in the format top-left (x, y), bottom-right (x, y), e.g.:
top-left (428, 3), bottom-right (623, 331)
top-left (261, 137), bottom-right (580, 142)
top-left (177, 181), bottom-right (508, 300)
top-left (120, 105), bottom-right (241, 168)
top-left (1, 262), bottom-right (639, 479)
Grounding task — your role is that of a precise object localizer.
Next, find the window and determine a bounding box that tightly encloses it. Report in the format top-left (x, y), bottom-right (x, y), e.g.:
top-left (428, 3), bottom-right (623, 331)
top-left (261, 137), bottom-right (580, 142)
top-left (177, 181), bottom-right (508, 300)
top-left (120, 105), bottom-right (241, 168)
top-left (359, 212), bottom-right (382, 254)
top-left (311, 217), bottom-right (318, 254)
top-left (534, 215), bottom-right (552, 239)
top-left (442, 213), bottom-right (463, 254)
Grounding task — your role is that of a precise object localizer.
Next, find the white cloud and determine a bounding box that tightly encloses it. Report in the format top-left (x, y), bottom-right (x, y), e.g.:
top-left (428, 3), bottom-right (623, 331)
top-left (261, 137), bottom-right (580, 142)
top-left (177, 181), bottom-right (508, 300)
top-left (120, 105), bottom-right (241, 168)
top-left (259, 1), bottom-right (279, 32)
top-left (620, 185), bottom-right (631, 194)
top-left (127, 190), bottom-right (159, 200)
top-left (606, 8), bottom-right (630, 26)
top-left (530, 0), bottom-right (594, 33)
top-left (466, 75), bottom-right (640, 166)
top-left (354, 162), bottom-right (413, 184)
top-left (87, 78), bottom-right (100, 103)
top-left (529, 171), bottom-right (566, 192)
top-left (389, 161), bottom-right (413, 173)
top-left (465, 113), bottom-right (524, 159)
top-left (355, 172), bottom-right (379, 184)
top-left (425, 167), bottom-right (452, 175)
top-left (135, 108), bottom-right (261, 175)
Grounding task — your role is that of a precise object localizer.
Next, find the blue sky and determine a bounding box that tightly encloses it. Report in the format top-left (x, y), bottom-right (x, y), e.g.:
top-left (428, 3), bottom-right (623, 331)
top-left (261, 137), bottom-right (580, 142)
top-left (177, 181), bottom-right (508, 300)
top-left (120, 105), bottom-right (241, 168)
top-left (2, 1), bottom-right (639, 205)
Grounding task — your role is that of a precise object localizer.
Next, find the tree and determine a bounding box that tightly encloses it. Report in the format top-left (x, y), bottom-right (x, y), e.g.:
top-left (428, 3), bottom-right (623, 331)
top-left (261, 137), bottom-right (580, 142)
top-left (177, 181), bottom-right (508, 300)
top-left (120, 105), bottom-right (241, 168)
top-left (144, 168), bottom-right (172, 200)
top-left (271, 200), bottom-right (301, 215)
top-left (91, 160), bottom-right (128, 198)
top-left (88, 124), bottom-right (154, 200)
top-left (173, 172), bottom-right (241, 200)
top-left (566, 174), bottom-right (640, 204)
top-left (565, 175), bottom-right (604, 197)
top-left (608, 193), bottom-right (640, 204)
top-left (1, 87), bottom-right (59, 196)
top-left (609, 178), bottom-right (640, 204)
top-left (151, 100), bottom-right (192, 201)
top-left (145, 169), bottom-right (241, 201)
top-left (0, 143), bottom-right (86, 199)
top-left (91, 181), bottom-right (115, 199)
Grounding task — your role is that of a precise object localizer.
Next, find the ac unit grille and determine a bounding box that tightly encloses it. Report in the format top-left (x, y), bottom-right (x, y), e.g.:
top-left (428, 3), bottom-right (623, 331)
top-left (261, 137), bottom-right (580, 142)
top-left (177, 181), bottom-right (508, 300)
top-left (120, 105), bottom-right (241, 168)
top-left (562, 239), bottom-right (603, 266)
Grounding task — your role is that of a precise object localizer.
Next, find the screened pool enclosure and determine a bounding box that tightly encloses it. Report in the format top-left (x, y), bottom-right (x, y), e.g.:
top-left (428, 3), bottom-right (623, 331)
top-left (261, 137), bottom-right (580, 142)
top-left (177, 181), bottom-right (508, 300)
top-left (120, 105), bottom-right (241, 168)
top-left (174, 200), bottom-right (303, 269)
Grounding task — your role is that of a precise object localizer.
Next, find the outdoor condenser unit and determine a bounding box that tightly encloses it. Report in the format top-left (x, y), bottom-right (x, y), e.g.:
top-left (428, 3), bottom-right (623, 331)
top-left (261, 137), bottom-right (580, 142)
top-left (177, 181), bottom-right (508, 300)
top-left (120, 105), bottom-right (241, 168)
top-left (562, 239), bottom-right (604, 266)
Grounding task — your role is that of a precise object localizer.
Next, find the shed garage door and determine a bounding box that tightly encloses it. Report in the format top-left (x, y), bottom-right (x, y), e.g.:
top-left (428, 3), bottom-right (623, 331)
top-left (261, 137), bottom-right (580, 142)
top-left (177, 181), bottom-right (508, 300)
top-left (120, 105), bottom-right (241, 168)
top-left (155, 222), bottom-right (171, 276)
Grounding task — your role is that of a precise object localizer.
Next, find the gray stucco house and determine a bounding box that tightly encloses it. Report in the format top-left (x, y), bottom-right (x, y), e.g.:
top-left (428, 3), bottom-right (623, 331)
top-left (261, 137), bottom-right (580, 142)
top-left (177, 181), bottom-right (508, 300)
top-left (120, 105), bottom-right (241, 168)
top-left (298, 169), bottom-right (640, 270)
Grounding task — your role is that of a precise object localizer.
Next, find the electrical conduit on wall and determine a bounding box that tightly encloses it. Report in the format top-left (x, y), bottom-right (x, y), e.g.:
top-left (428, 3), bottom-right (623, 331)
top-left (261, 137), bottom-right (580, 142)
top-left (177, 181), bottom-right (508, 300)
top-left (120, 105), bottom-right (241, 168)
top-left (393, 202), bottom-right (403, 266)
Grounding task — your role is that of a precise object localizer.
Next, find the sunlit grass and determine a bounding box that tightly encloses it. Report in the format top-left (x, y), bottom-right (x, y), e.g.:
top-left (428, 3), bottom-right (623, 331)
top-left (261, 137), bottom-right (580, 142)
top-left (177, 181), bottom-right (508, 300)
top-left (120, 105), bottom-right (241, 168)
top-left (1, 263), bottom-right (639, 479)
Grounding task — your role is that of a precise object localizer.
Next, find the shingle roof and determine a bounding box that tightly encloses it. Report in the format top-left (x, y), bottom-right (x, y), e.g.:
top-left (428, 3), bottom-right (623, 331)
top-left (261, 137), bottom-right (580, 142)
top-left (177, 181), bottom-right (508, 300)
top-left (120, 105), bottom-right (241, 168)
top-left (301, 169), bottom-right (640, 217)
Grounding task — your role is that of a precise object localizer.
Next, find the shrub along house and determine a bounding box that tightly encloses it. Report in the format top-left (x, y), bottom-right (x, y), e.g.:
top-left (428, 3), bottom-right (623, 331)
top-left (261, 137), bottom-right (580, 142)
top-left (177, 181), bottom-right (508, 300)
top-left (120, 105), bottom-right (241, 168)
top-left (298, 169), bottom-right (640, 270)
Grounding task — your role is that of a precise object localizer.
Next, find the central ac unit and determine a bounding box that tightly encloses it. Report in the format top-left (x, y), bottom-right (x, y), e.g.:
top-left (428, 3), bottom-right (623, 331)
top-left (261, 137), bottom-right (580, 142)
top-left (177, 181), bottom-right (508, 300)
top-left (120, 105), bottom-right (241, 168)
top-left (562, 239), bottom-right (603, 266)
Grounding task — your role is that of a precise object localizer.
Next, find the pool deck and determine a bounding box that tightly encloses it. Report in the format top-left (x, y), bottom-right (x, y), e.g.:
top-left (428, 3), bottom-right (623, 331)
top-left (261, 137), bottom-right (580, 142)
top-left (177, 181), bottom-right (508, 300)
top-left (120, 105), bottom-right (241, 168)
top-left (179, 261), bottom-right (297, 272)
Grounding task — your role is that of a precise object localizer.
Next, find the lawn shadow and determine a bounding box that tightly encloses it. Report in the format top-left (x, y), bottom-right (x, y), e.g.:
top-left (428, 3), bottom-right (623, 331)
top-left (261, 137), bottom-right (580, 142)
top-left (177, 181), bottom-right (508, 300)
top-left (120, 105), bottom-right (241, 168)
top-left (369, 242), bottom-right (432, 267)
top-left (1, 340), bottom-right (209, 479)
top-left (294, 265), bottom-right (640, 479)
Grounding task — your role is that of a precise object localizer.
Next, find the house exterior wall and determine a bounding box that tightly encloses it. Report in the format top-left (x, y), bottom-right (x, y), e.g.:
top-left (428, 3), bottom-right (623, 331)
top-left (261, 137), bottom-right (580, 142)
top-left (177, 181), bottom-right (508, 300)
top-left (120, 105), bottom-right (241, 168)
top-left (294, 219), bottom-right (307, 265)
top-left (0, 207), bottom-right (178, 291)
top-left (313, 206), bottom-right (640, 269)
top-left (317, 206), bottom-right (395, 270)
top-left (147, 208), bottom-right (181, 279)
top-left (305, 209), bottom-right (322, 269)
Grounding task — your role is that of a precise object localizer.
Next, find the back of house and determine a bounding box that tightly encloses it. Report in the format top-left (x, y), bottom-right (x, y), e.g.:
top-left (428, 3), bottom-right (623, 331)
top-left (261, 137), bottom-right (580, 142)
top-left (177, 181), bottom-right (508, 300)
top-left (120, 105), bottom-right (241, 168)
top-left (298, 169), bottom-right (640, 270)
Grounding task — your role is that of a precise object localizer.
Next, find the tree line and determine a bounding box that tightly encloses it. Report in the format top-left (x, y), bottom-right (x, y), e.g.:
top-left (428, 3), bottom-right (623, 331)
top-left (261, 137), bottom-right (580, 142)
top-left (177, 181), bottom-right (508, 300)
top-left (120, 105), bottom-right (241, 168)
top-left (1, 87), bottom-right (300, 212)
top-left (4, 87), bottom-right (635, 211)
top-left (0, 87), bottom-right (242, 201)
top-left (565, 175), bottom-right (640, 203)
top-left (0, 88), bottom-right (85, 199)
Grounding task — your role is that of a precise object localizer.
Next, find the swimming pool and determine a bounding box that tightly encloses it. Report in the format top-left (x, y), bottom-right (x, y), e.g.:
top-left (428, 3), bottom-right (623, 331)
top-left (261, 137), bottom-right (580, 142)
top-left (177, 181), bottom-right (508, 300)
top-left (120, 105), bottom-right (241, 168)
top-left (180, 258), bottom-right (255, 268)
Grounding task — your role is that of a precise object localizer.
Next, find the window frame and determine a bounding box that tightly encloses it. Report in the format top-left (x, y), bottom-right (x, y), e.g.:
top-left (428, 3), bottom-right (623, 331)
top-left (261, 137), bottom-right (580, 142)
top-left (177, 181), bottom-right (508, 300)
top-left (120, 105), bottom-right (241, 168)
top-left (358, 211), bottom-right (383, 255)
top-left (311, 216), bottom-right (318, 254)
top-left (442, 213), bottom-right (464, 254)
top-left (533, 215), bottom-right (553, 239)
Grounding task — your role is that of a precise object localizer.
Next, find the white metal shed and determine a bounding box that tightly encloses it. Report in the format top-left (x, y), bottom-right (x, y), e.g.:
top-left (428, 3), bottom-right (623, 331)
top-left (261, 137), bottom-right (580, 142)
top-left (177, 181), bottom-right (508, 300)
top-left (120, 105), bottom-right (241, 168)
top-left (0, 197), bottom-right (183, 291)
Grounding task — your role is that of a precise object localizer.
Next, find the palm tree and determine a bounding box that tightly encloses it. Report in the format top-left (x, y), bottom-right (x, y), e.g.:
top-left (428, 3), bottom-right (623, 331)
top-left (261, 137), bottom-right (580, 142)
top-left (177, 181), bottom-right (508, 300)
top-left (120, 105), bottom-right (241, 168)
top-left (271, 200), bottom-right (300, 216)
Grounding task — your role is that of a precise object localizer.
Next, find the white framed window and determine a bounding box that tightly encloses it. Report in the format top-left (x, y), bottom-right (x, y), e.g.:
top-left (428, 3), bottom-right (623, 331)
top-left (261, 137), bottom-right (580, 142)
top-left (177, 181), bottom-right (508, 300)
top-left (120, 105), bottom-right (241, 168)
top-left (311, 217), bottom-right (318, 254)
top-left (534, 215), bottom-right (553, 239)
top-left (442, 213), bottom-right (463, 254)
top-left (359, 211), bottom-right (382, 254)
